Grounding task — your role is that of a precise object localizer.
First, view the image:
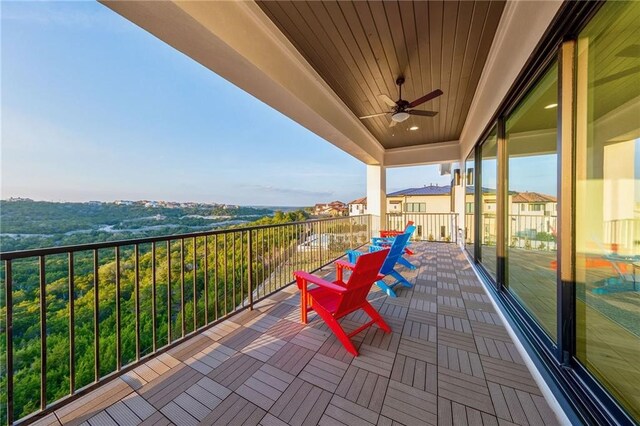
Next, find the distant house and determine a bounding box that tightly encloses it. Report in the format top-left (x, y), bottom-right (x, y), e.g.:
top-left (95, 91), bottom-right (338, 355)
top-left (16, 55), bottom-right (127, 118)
top-left (348, 197), bottom-right (366, 216)
top-left (314, 201), bottom-right (347, 217)
top-left (511, 191), bottom-right (557, 216)
top-left (510, 191), bottom-right (557, 242)
top-left (387, 184), bottom-right (453, 214)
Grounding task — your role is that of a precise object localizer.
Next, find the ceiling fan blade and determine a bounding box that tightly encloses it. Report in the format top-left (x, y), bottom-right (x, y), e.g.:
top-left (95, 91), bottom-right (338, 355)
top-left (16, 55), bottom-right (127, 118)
top-left (408, 110), bottom-right (438, 117)
top-left (408, 89), bottom-right (443, 108)
top-left (389, 120), bottom-right (397, 128)
top-left (378, 94), bottom-right (397, 107)
top-left (359, 112), bottom-right (389, 119)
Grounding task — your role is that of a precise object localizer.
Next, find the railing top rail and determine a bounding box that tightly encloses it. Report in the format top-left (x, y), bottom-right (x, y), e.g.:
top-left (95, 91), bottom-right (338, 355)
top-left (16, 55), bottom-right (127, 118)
top-left (0, 214), bottom-right (370, 261)
top-left (386, 212), bottom-right (457, 215)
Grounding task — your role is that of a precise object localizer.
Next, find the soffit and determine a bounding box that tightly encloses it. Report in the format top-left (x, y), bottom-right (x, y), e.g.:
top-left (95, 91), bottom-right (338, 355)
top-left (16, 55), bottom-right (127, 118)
top-left (257, 0), bottom-right (506, 149)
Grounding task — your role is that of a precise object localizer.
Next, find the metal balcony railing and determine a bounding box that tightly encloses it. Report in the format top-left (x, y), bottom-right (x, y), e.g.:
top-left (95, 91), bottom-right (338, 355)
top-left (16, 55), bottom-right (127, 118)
top-left (385, 213), bottom-right (458, 243)
top-left (0, 215), bottom-right (371, 424)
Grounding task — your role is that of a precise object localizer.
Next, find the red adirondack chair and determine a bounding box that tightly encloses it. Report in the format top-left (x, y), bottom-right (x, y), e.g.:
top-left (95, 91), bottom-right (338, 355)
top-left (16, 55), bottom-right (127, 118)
top-left (379, 220), bottom-right (414, 238)
top-left (293, 249), bottom-right (391, 356)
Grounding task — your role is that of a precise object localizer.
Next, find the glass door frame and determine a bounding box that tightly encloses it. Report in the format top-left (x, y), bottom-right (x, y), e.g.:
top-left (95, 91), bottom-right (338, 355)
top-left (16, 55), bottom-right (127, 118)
top-left (463, 1), bottom-right (636, 423)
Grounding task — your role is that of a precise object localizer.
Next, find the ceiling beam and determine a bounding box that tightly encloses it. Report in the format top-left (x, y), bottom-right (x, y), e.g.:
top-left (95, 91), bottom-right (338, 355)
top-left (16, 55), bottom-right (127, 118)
top-left (101, 0), bottom-right (385, 164)
top-left (384, 141), bottom-right (460, 167)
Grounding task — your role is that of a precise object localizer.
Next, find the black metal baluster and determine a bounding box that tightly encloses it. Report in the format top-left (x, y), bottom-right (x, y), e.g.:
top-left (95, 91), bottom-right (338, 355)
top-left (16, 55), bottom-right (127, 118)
top-left (232, 232), bottom-right (236, 312)
top-left (180, 239), bottom-right (185, 337)
top-left (192, 238), bottom-right (197, 331)
top-left (115, 247), bottom-right (121, 371)
top-left (93, 250), bottom-right (99, 381)
top-left (39, 256), bottom-right (47, 409)
top-left (134, 244), bottom-right (140, 361)
top-left (248, 230), bottom-right (253, 310)
top-left (214, 235), bottom-right (218, 321)
top-left (5, 260), bottom-right (14, 425)
top-left (240, 231), bottom-right (244, 308)
top-left (68, 252), bottom-right (75, 394)
top-left (224, 234), bottom-right (228, 316)
top-left (260, 229), bottom-right (265, 298)
top-left (151, 242), bottom-right (157, 352)
top-left (167, 241), bottom-right (172, 344)
top-left (204, 236), bottom-right (209, 324)
top-left (269, 227), bottom-right (273, 293)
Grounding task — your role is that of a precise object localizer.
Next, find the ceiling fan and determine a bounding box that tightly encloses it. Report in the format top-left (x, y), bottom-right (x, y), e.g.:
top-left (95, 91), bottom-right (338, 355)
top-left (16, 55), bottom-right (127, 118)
top-left (359, 76), bottom-right (443, 127)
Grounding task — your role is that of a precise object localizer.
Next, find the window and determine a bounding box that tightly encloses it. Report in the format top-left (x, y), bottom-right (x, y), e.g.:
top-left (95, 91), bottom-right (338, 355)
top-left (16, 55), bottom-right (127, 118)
top-left (506, 62), bottom-right (558, 341)
top-left (405, 203), bottom-right (426, 213)
top-left (480, 128), bottom-right (498, 279)
top-left (465, 202), bottom-right (473, 214)
top-left (575, 1), bottom-right (640, 420)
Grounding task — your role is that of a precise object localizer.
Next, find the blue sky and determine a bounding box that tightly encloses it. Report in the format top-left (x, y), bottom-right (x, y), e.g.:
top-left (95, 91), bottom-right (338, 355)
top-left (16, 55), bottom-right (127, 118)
top-left (1, 1), bottom-right (449, 206)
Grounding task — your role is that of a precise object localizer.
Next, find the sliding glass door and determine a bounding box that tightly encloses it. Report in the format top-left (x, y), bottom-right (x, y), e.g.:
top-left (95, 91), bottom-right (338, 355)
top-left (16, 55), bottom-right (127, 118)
top-left (575, 0), bottom-right (640, 421)
top-left (479, 129), bottom-right (498, 279)
top-left (505, 63), bottom-right (559, 341)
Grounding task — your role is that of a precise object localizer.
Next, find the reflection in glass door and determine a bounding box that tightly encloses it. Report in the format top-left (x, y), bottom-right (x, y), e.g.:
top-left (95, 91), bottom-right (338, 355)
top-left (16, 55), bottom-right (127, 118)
top-left (465, 153), bottom-right (475, 255)
top-left (480, 130), bottom-right (498, 279)
top-left (575, 0), bottom-right (640, 420)
top-left (506, 63), bottom-right (558, 341)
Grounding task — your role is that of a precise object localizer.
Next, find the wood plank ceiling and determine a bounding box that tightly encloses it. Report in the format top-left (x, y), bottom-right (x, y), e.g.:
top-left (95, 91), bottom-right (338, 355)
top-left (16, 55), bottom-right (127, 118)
top-left (257, 0), bottom-right (506, 150)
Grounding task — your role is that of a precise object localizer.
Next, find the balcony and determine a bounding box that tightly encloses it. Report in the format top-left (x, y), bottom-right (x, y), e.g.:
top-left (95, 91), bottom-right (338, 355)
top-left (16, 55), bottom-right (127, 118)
top-left (7, 227), bottom-right (558, 425)
top-left (3, 0), bottom-right (639, 423)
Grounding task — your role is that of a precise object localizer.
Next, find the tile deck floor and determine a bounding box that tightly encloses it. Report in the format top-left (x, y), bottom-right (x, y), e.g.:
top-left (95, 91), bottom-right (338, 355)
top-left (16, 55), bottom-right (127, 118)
top-left (34, 243), bottom-right (560, 426)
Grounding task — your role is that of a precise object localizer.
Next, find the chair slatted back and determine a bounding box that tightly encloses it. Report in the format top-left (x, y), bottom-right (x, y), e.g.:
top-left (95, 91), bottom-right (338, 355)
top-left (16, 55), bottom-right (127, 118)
top-left (379, 229), bottom-right (413, 275)
top-left (333, 249), bottom-right (389, 317)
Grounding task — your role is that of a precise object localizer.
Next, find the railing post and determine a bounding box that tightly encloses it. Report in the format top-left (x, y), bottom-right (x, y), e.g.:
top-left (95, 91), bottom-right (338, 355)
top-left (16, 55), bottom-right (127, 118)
top-left (247, 230), bottom-right (254, 310)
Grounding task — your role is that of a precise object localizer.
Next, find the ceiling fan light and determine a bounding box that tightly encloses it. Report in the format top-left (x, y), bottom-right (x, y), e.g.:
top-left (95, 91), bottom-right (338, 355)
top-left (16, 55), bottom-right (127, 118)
top-left (392, 111), bottom-right (410, 122)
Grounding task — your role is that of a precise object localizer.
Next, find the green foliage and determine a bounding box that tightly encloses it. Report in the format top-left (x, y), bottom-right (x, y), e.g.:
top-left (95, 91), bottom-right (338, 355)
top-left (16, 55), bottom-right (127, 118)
top-left (0, 200), bottom-right (274, 252)
top-left (0, 204), bottom-right (359, 422)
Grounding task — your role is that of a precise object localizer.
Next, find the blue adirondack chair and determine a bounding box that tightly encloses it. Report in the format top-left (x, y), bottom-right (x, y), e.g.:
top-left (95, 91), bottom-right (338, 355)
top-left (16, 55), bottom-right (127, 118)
top-left (347, 230), bottom-right (413, 297)
top-left (371, 225), bottom-right (417, 270)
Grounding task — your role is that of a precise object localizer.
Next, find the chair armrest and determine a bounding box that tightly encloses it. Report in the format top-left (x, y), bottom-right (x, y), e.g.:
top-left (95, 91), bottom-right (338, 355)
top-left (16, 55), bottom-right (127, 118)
top-left (293, 271), bottom-right (347, 293)
top-left (335, 259), bottom-right (355, 282)
top-left (346, 249), bottom-right (363, 263)
top-left (335, 259), bottom-right (356, 270)
top-left (368, 245), bottom-right (387, 253)
top-left (371, 237), bottom-right (393, 245)
top-left (380, 230), bottom-right (403, 238)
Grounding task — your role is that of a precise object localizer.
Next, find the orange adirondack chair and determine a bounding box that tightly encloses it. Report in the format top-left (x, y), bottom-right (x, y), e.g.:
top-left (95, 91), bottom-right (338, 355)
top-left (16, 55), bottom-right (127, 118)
top-left (293, 249), bottom-right (391, 356)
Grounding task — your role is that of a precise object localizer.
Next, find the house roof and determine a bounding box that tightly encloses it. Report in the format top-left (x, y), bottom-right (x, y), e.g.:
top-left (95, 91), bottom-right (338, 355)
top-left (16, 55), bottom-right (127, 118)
top-left (388, 185), bottom-right (452, 196)
top-left (512, 192), bottom-right (557, 203)
top-left (465, 186), bottom-right (495, 195)
top-left (348, 197), bottom-right (367, 205)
